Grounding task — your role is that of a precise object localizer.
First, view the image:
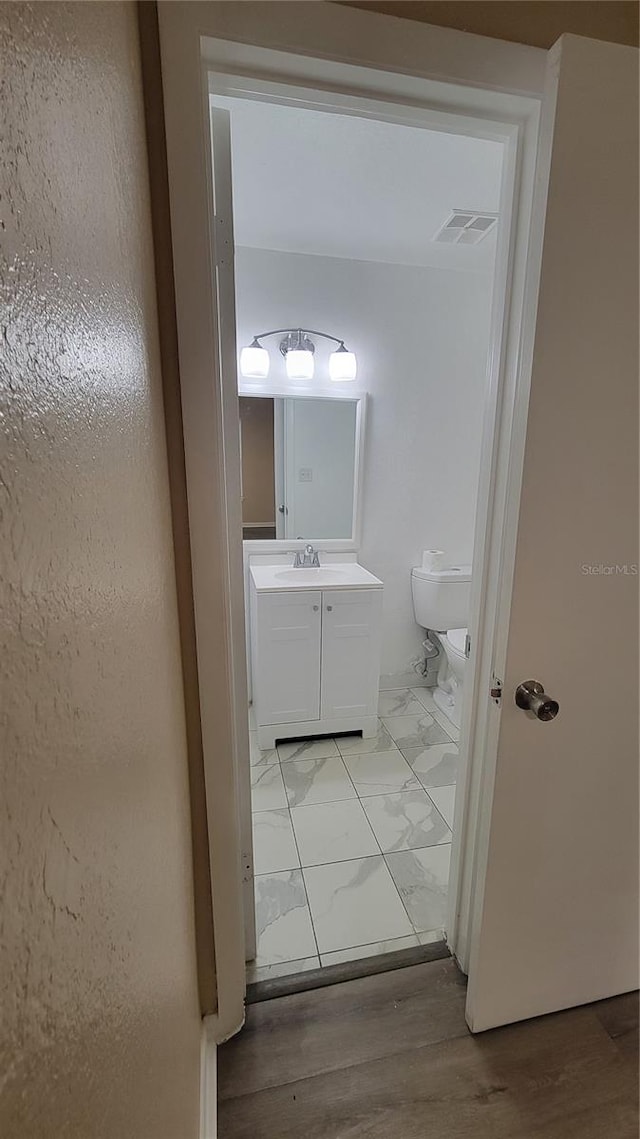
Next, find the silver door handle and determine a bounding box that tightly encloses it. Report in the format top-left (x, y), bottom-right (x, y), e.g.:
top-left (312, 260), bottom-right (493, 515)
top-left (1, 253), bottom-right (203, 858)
top-left (515, 680), bottom-right (559, 721)
top-left (312, 605), bottom-right (319, 611)
top-left (326, 605), bottom-right (333, 611)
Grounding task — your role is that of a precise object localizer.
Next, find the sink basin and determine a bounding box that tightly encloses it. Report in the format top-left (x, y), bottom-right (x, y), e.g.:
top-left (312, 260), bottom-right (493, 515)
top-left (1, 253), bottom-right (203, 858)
top-left (274, 568), bottom-right (348, 583)
top-left (250, 562), bottom-right (383, 592)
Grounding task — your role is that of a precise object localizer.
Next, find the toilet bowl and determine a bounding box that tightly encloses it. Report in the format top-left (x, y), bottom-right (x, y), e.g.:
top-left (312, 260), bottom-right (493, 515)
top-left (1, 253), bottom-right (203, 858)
top-left (433, 627), bottom-right (467, 728)
top-left (410, 564), bottom-right (471, 730)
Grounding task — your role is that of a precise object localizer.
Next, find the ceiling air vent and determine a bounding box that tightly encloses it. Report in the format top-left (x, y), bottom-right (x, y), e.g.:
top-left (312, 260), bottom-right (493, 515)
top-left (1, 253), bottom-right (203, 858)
top-left (433, 210), bottom-right (498, 246)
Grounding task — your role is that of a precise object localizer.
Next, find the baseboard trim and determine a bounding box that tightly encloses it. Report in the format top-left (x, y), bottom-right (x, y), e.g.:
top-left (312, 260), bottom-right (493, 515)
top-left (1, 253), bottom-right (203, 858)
top-left (200, 1020), bottom-right (217, 1139)
top-left (247, 939), bottom-right (450, 1004)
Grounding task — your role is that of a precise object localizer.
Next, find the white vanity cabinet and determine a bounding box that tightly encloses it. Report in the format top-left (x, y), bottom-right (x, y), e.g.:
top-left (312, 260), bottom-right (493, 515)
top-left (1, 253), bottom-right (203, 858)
top-left (253, 591), bottom-right (322, 726)
top-left (250, 567), bottom-right (383, 750)
top-left (320, 590), bottom-right (382, 720)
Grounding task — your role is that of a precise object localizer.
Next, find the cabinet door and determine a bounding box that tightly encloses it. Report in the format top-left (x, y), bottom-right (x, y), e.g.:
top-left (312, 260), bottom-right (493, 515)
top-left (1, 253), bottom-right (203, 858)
top-left (255, 591), bottom-right (321, 724)
top-left (320, 589), bottom-right (382, 720)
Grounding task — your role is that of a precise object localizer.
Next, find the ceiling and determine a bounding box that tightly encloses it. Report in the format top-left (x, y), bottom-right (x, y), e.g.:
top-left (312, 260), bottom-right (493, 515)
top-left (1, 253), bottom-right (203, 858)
top-left (337, 2), bottom-right (639, 50)
top-left (213, 95), bottom-right (503, 272)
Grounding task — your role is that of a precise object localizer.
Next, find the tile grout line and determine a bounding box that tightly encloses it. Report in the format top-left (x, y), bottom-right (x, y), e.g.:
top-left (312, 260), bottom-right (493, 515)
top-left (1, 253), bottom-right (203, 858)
top-left (251, 812), bottom-right (321, 968)
top-left (382, 840), bottom-right (453, 938)
top-left (252, 789), bottom-right (455, 867)
top-left (286, 785), bottom-right (387, 868)
top-left (253, 842), bottom-right (453, 879)
top-left (277, 739), bottom-right (342, 766)
top-left (383, 847), bottom-right (423, 936)
top-left (298, 861), bottom-right (324, 961)
top-left (319, 930), bottom-right (422, 967)
top-left (249, 762), bottom-right (288, 814)
top-left (280, 741), bottom-right (402, 764)
top-left (250, 800), bottom-right (311, 969)
top-left (351, 779), bottom-right (389, 863)
top-left (252, 741), bottom-right (457, 803)
top-left (251, 783), bottom-right (457, 817)
top-left (422, 788), bottom-right (454, 834)
top-left (300, 848), bottom-right (411, 959)
top-left (408, 688), bottom-right (459, 742)
top-left (292, 752), bottom-right (385, 960)
top-left (345, 749), bottom-right (423, 799)
top-left (286, 802), bottom-right (323, 962)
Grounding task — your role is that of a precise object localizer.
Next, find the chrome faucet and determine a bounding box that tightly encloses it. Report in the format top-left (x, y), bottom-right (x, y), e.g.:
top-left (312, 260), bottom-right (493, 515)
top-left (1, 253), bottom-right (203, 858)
top-left (294, 544), bottom-right (320, 568)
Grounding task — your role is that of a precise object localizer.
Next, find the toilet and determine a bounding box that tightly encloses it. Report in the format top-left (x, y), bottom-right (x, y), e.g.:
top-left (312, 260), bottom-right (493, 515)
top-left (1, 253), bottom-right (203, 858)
top-left (411, 564), bottom-right (472, 729)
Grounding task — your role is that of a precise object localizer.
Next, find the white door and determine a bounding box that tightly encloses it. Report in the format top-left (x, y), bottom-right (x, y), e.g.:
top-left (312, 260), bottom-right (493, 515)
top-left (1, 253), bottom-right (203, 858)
top-left (283, 399), bottom-right (296, 540)
top-left (284, 399), bottom-right (359, 541)
top-left (466, 35), bottom-right (639, 1032)
top-left (255, 591), bottom-right (322, 724)
top-left (321, 588), bottom-right (383, 719)
top-left (273, 398), bottom-right (286, 539)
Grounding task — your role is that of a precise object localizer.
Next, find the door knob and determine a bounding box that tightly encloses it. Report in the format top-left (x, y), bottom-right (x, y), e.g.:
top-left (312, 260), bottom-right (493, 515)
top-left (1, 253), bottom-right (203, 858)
top-left (515, 680), bottom-right (559, 722)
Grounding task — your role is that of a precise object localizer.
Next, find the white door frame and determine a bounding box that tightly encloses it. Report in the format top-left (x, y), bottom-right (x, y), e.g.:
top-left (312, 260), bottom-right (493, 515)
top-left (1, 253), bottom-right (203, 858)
top-left (273, 398), bottom-right (285, 539)
top-left (157, 0), bottom-right (548, 1042)
top-left (283, 399), bottom-right (296, 541)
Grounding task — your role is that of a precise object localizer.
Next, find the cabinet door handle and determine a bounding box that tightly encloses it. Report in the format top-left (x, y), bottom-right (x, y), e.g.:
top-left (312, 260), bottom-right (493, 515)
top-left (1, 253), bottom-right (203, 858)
top-left (312, 604), bottom-right (319, 611)
top-left (326, 605), bottom-right (333, 611)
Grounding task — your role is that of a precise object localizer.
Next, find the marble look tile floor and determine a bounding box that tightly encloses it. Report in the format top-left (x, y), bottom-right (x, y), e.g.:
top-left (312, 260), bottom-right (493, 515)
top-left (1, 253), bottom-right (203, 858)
top-left (248, 687), bottom-right (459, 981)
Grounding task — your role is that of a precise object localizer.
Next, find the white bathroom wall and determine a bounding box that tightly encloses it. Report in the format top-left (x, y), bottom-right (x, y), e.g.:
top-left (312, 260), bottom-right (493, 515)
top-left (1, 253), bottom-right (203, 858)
top-left (236, 246), bottom-right (494, 685)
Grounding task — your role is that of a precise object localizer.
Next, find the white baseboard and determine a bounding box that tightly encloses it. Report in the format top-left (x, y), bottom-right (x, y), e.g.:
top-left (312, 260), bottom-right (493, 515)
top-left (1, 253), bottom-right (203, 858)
top-left (200, 1021), bottom-right (217, 1139)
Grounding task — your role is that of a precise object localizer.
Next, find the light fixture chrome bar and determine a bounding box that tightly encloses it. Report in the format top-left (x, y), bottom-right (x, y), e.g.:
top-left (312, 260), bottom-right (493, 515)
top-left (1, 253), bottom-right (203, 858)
top-left (240, 326), bottom-right (357, 382)
top-left (278, 331), bottom-right (315, 359)
top-left (250, 327), bottom-right (347, 348)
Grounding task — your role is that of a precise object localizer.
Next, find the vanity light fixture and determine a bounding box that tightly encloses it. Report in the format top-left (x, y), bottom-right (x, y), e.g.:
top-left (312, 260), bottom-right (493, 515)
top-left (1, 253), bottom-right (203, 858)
top-left (329, 343), bottom-right (358, 382)
top-left (239, 337), bottom-right (270, 379)
top-left (281, 330), bottom-right (315, 381)
top-left (239, 327), bottom-right (357, 383)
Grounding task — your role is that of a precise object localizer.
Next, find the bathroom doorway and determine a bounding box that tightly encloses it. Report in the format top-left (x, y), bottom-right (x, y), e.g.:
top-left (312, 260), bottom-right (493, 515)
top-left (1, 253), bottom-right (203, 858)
top-left (159, 2), bottom-right (638, 1056)
top-left (209, 87), bottom-right (505, 988)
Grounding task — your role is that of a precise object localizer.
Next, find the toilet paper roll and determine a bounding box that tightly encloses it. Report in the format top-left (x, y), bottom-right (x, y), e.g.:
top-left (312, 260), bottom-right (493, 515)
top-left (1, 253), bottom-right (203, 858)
top-left (422, 550), bottom-right (446, 572)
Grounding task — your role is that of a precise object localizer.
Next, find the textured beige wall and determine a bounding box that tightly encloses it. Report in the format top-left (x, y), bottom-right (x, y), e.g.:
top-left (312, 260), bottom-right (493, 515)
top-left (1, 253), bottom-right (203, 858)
top-left (0, 3), bottom-right (202, 1136)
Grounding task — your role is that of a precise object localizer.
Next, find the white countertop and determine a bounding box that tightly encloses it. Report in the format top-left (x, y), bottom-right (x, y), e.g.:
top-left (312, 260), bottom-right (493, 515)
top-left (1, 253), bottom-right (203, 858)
top-left (250, 562), bottom-right (383, 592)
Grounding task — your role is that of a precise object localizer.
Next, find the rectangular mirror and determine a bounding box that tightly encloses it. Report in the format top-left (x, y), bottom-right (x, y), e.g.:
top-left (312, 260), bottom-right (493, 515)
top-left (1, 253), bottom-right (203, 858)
top-left (238, 393), bottom-right (364, 543)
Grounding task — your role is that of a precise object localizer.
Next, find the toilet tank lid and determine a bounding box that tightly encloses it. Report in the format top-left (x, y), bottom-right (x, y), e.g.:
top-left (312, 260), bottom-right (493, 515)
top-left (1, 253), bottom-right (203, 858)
top-left (411, 564), bottom-right (472, 584)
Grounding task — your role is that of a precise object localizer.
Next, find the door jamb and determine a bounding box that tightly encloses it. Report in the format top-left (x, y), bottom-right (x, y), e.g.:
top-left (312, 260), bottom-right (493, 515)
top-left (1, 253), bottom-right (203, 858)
top-left (156, 2), bottom-right (545, 1042)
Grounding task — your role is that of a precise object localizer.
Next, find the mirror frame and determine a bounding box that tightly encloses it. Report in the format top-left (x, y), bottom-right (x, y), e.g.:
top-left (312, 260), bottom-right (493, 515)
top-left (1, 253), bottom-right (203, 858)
top-left (238, 384), bottom-right (367, 552)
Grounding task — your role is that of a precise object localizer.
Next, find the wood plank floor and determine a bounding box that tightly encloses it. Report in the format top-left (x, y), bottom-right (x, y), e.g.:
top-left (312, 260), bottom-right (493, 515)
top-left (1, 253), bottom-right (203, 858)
top-left (218, 960), bottom-right (639, 1138)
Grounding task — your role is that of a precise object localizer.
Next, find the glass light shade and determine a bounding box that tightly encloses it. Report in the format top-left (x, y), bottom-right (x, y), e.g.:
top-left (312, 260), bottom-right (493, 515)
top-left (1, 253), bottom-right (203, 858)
top-left (285, 349), bottom-right (314, 381)
top-left (240, 344), bottom-right (270, 379)
top-left (329, 349), bottom-right (357, 382)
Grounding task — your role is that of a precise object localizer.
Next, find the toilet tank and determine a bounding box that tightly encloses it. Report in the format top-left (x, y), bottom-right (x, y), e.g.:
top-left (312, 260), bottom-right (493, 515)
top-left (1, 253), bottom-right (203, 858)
top-left (411, 564), bottom-right (472, 631)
